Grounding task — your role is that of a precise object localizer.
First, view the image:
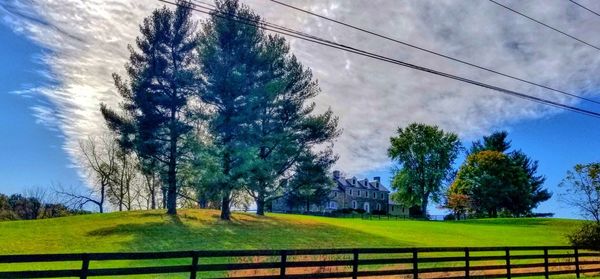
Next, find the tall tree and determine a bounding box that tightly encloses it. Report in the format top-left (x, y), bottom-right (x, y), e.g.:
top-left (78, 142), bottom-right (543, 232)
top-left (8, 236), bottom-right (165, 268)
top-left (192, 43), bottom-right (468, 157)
top-left (197, 0), bottom-right (267, 220)
top-left (247, 34), bottom-right (340, 215)
top-left (101, 1), bottom-right (200, 214)
top-left (388, 123), bottom-right (462, 217)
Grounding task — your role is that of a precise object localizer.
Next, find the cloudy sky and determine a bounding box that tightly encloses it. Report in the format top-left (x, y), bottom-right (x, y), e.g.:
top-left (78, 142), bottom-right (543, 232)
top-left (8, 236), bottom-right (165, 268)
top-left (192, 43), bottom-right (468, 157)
top-left (2, 0), bottom-right (600, 217)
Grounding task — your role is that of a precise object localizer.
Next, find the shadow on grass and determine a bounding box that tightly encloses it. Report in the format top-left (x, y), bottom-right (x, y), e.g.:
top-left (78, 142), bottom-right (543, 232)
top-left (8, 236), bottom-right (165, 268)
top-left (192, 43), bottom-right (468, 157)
top-left (84, 209), bottom-right (410, 253)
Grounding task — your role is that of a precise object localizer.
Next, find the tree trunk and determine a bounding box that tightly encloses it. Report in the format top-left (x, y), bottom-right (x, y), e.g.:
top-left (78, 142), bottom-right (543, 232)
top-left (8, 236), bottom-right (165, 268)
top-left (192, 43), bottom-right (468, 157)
top-left (99, 180), bottom-right (106, 213)
top-left (220, 191), bottom-right (231, 220)
top-left (256, 193), bottom-right (265, 216)
top-left (166, 162), bottom-right (177, 215)
top-left (420, 194), bottom-right (429, 219)
top-left (166, 113), bottom-right (178, 214)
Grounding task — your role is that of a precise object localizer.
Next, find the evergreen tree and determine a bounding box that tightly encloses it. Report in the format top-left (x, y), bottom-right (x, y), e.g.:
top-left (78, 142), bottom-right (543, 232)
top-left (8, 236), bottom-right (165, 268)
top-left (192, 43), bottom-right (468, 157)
top-left (197, 0), bottom-right (265, 220)
top-left (469, 131), bottom-right (511, 154)
top-left (101, 1), bottom-right (200, 214)
top-left (247, 35), bottom-right (340, 215)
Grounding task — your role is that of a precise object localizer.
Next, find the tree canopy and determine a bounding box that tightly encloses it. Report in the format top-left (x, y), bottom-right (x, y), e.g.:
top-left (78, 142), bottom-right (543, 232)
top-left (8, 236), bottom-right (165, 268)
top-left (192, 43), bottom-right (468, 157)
top-left (388, 123), bottom-right (462, 217)
top-left (449, 132), bottom-right (551, 217)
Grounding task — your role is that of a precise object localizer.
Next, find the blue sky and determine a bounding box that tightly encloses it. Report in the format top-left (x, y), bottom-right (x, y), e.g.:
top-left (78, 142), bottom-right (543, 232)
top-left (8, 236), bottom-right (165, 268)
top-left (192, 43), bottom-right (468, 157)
top-left (0, 24), bottom-right (82, 195)
top-left (1, 0), bottom-right (599, 218)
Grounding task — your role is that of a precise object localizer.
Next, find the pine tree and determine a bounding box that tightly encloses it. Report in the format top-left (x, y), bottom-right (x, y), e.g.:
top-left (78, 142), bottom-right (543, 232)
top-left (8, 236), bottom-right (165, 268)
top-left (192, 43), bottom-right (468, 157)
top-left (246, 35), bottom-right (340, 215)
top-left (197, 0), bottom-right (265, 220)
top-left (101, 1), bottom-right (200, 215)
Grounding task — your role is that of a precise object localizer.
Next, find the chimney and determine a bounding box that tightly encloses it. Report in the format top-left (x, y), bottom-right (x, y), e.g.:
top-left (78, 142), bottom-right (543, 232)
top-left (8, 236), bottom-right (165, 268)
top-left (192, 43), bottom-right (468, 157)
top-left (373, 177), bottom-right (381, 182)
top-left (333, 170), bottom-right (341, 179)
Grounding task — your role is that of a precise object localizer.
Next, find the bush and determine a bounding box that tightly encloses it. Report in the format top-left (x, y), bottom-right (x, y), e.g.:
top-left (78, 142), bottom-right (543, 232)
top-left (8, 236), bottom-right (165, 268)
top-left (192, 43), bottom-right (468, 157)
top-left (568, 222), bottom-right (600, 250)
top-left (354, 208), bottom-right (366, 214)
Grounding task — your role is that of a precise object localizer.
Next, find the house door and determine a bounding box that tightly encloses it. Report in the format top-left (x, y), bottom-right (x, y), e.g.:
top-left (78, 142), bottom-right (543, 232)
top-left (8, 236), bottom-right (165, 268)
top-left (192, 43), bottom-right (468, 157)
top-left (363, 202), bottom-right (370, 213)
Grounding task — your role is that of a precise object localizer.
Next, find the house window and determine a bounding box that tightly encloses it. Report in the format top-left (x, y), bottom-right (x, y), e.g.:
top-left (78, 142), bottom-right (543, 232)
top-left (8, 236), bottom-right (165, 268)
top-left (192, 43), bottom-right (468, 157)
top-left (333, 191), bottom-right (337, 198)
top-left (391, 205), bottom-right (395, 211)
top-left (352, 200), bottom-right (357, 209)
top-left (373, 192), bottom-right (376, 198)
top-left (377, 203), bottom-right (382, 211)
top-left (381, 193), bottom-right (384, 199)
top-left (329, 201), bottom-right (338, 209)
top-left (349, 189), bottom-right (352, 196)
top-left (363, 202), bottom-right (370, 213)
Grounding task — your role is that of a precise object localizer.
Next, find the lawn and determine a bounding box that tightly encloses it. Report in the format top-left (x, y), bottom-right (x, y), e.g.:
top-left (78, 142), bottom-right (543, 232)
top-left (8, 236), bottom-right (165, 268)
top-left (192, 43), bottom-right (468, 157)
top-left (0, 209), bottom-right (592, 278)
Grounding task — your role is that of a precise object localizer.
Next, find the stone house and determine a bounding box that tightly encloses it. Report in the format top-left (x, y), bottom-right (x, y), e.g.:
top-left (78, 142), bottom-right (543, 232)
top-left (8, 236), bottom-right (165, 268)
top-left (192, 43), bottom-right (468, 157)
top-left (272, 170), bottom-right (409, 216)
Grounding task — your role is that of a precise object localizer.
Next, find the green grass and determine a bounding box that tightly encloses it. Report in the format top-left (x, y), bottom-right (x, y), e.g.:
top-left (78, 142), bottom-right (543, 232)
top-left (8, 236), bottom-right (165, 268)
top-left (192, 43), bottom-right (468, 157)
top-left (0, 209), bottom-right (593, 278)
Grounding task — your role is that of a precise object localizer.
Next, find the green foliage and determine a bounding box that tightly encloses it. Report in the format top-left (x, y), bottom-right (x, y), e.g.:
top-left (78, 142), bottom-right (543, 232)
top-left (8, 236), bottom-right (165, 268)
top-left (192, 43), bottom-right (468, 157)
top-left (450, 149), bottom-right (550, 217)
top-left (469, 131), bottom-right (511, 154)
top-left (196, 0), bottom-right (339, 219)
top-left (560, 163), bottom-right (600, 223)
top-left (450, 131), bottom-right (550, 218)
top-left (101, 0), bottom-right (200, 215)
top-left (284, 150), bottom-right (337, 212)
top-left (0, 193), bottom-right (87, 221)
top-left (388, 123), bottom-right (462, 216)
top-left (568, 222), bottom-right (600, 250)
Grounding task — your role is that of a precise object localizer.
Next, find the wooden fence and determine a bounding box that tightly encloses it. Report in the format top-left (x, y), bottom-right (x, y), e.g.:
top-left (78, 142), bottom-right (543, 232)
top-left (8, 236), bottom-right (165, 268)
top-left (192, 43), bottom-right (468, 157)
top-left (0, 246), bottom-right (599, 278)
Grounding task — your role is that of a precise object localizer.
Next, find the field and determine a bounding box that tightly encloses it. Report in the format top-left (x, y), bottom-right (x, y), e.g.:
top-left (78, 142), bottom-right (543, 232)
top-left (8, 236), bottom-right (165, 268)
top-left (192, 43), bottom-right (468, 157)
top-left (0, 209), bottom-right (594, 278)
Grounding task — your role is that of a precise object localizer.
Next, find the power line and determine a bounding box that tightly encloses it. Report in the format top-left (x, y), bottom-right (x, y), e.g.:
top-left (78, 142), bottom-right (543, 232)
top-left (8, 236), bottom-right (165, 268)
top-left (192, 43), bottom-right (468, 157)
top-left (267, 0), bottom-right (600, 106)
top-left (568, 0), bottom-right (600, 17)
top-left (158, 0), bottom-right (600, 119)
top-left (488, 0), bottom-right (600, 52)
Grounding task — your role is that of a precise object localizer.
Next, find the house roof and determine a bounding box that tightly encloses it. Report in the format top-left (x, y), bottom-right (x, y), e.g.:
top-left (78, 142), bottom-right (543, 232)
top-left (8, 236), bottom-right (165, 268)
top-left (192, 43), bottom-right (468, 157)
top-left (333, 176), bottom-right (390, 193)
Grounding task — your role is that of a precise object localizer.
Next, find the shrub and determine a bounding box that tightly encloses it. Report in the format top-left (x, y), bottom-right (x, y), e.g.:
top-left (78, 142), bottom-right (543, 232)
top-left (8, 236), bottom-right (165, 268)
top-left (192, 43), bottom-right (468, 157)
top-left (354, 208), bottom-right (366, 214)
top-left (568, 222), bottom-right (600, 250)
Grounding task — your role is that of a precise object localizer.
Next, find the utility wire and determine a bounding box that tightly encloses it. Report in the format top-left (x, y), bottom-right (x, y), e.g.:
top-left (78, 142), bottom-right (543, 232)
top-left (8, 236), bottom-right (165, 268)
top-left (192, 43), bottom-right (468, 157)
top-left (268, 0), bottom-right (600, 106)
top-left (488, 0), bottom-right (600, 52)
top-left (158, 0), bottom-right (600, 119)
top-left (568, 0), bottom-right (600, 17)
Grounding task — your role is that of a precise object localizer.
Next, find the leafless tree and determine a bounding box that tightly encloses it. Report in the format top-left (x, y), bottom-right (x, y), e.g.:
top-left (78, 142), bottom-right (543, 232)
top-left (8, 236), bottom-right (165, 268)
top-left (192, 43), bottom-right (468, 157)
top-left (72, 134), bottom-right (119, 213)
top-left (53, 183), bottom-right (102, 212)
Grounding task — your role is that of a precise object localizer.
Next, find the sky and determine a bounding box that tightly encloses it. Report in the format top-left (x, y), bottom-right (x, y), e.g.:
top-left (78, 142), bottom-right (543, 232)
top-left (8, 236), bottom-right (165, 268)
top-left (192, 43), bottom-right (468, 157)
top-left (1, 0), bottom-right (599, 218)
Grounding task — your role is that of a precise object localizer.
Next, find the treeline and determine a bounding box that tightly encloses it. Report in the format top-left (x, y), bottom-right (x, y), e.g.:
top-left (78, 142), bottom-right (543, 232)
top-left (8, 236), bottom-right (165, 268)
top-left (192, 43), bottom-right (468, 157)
top-left (0, 193), bottom-right (89, 221)
top-left (71, 0), bottom-right (338, 220)
top-left (388, 124), bottom-right (551, 219)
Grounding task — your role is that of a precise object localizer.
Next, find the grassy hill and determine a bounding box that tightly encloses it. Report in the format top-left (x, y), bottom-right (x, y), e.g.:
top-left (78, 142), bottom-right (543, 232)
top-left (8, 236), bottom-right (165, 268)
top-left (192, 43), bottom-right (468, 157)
top-left (0, 209), bottom-right (582, 254)
top-left (0, 209), bottom-right (588, 278)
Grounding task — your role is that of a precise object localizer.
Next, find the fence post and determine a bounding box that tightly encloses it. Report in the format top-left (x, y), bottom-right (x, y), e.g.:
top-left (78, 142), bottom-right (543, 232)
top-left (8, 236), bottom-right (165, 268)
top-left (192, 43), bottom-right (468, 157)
top-left (280, 250), bottom-right (287, 278)
top-left (412, 248), bottom-right (419, 279)
top-left (352, 249), bottom-right (359, 279)
top-left (80, 253), bottom-right (89, 279)
top-left (505, 247), bottom-right (511, 279)
top-left (465, 247), bottom-right (470, 279)
top-left (574, 247), bottom-right (580, 278)
top-left (190, 251), bottom-right (199, 279)
top-left (544, 248), bottom-right (549, 279)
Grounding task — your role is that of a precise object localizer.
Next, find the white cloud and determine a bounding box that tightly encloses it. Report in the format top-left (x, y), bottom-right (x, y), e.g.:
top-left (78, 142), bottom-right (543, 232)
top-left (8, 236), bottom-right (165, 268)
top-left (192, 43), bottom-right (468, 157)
top-left (3, 0), bottom-right (600, 178)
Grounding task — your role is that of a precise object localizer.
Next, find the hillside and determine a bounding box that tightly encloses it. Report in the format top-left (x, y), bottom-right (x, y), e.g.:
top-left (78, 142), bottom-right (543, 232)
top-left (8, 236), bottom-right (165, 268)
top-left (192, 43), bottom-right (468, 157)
top-left (0, 209), bottom-right (582, 255)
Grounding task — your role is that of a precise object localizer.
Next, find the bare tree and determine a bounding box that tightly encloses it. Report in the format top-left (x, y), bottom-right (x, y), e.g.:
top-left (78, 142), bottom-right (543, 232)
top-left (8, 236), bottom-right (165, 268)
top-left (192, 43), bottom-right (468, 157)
top-left (75, 134), bottom-right (119, 213)
top-left (560, 163), bottom-right (600, 223)
top-left (54, 183), bottom-right (102, 212)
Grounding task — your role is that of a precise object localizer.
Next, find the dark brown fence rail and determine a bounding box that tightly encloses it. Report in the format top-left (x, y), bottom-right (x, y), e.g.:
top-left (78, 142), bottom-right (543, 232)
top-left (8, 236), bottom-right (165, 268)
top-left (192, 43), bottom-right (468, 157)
top-left (0, 246), bottom-right (599, 278)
